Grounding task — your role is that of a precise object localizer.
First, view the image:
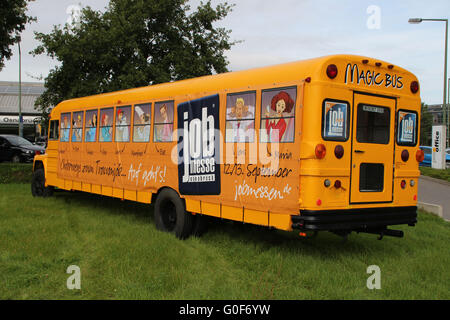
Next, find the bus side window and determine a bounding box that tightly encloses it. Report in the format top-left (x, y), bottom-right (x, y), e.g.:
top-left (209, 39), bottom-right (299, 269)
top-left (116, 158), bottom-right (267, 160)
top-left (60, 113), bottom-right (71, 142)
top-left (115, 106), bottom-right (131, 142)
top-left (260, 87), bottom-right (297, 143)
top-left (71, 111), bottom-right (84, 142)
top-left (133, 103), bottom-right (151, 142)
top-left (225, 91), bottom-right (256, 143)
top-left (49, 120), bottom-right (59, 140)
top-left (85, 109), bottom-right (98, 142)
top-left (153, 101), bottom-right (174, 142)
top-left (99, 108), bottom-right (114, 142)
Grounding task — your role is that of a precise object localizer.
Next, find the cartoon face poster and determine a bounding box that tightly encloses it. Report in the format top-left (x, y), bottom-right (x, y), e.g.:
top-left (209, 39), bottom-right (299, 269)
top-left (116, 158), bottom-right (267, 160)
top-left (154, 101), bottom-right (174, 142)
top-left (260, 87), bottom-right (296, 143)
top-left (226, 92), bottom-right (256, 142)
top-left (115, 106), bottom-right (131, 142)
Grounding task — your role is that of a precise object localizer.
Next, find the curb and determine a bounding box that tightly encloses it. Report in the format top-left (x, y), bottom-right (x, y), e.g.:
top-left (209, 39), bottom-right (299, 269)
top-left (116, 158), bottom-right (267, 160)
top-left (417, 201), bottom-right (444, 220)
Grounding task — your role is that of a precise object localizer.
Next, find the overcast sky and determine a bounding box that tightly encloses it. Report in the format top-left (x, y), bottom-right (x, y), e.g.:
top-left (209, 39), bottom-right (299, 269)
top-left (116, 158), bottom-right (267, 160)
top-left (1, 0), bottom-right (449, 104)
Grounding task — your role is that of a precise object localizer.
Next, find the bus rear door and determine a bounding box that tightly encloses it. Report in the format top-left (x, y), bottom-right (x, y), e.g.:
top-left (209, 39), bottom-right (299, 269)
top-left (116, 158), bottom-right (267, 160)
top-left (350, 93), bottom-right (396, 204)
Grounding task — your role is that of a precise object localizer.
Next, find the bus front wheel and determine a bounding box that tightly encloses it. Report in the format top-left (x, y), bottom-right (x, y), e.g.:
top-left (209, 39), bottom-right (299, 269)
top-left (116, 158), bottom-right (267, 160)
top-left (154, 189), bottom-right (193, 239)
top-left (31, 168), bottom-right (54, 197)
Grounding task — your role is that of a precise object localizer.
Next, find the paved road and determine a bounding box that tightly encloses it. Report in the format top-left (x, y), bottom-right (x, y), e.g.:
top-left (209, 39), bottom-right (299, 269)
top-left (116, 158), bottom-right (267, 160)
top-left (418, 176), bottom-right (450, 221)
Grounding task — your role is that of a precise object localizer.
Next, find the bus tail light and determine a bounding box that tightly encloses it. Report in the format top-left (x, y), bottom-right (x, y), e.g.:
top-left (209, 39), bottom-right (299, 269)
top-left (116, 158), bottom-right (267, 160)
top-left (401, 150), bottom-right (409, 162)
top-left (410, 81), bottom-right (419, 94)
top-left (315, 144), bottom-right (326, 159)
top-left (416, 149), bottom-right (424, 162)
top-left (401, 180), bottom-right (406, 189)
top-left (334, 180), bottom-right (342, 189)
top-left (334, 145), bottom-right (344, 159)
top-left (326, 64), bottom-right (338, 79)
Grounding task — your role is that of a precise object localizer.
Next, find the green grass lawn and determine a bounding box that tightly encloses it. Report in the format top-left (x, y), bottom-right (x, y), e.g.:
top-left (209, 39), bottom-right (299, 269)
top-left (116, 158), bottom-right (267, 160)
top-left (420, 166), bottom-right (450, 183)
top-left (0, 163), bottom-right (33, 184)
top-left (0, 183), bottom-right (449, 300)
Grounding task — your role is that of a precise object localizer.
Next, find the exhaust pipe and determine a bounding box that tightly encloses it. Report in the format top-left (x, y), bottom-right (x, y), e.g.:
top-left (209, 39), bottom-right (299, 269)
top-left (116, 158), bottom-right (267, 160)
top-left (357, 228), bottom-right (404, 240)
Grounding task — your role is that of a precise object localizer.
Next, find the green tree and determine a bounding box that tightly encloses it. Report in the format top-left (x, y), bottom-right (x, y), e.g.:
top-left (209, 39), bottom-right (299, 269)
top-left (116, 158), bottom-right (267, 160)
top-left (420, 103), bottom-right (432, 146)
top-left (32, 0), bottom-right (237, 120)
top-left (0, 0), bottom-right (35, 70)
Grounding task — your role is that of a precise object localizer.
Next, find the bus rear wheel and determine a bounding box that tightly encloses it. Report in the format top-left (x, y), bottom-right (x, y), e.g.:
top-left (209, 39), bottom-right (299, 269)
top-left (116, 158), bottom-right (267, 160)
top-left (31, 168), bottom-right (54, 197)
top-left (154, 189), bottom-right (193, 239)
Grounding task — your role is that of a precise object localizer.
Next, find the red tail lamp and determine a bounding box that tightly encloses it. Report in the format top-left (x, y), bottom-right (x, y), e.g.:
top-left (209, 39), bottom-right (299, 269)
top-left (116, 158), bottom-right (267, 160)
top-left (326, 64), bottom-right (338, 79)
top-left (315, 144), bottom-right (326, 159)
top-left (334, 180), bottom-right (342, 189)
top-left (410, 81), bottom-right (419, 94)
top-left (334, 145), bottom-right (344, 159)
top-left (401, 150), bottom-right (409, 162)
top-left (401, 180), bottom-right (407, 189)
top-left (416, 149), bottom-right (425, 162)
top-left (35, 151), bottom-right (41, 155)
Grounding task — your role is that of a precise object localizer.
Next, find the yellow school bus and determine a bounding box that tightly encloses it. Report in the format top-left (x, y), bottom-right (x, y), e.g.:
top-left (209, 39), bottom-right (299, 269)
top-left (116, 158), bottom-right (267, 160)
top-left (32, 54), bottom-right (423, 240)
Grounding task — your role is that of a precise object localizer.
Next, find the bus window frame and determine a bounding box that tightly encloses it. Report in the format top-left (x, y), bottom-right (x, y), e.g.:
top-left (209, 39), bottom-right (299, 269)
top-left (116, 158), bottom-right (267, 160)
top-left (71, 111), bottom-right (84, 143)
top-left (396, 109), bottom-right (418, 147)
top-left (84, 108), bottom-right (99, 143)
top-left (99, 107), bottom-right (114, 143)
top-left (60, 112), bottom-right (72, 142)
top-left (132, 102), bottom-right (152, 143)
top-left (153, 100), bottom-right (175, 143)
top-left (355, 103), bottom-right (391, 145)
top-left (114, 105), bottom-right (132, 143)
top-left (48, 119), bottom-right (59, 141)
top-left (225, 90), bottom-right (257, 143)
top-left (321, 98), bottom-right (351, 142)
top-left (260, 85), bottom-right (297, 144)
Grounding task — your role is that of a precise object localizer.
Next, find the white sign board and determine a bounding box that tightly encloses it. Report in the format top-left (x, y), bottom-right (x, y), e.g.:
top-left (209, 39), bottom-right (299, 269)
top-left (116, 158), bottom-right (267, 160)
top-left (431, 125), bottom-right (446, 169)
top-left (0, 115), bottom-right (41, 126)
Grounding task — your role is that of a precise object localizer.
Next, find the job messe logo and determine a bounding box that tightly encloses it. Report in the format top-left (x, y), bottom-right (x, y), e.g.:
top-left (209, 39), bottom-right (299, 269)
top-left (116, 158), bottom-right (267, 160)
top-left (177, 94), bottom-right (221, 195)
top-left (344, 63), bottom-right (403, 89)
top-left (397, 111), bottom-right (416, 144)
top-left (323, 101), bottom-right (348, 140)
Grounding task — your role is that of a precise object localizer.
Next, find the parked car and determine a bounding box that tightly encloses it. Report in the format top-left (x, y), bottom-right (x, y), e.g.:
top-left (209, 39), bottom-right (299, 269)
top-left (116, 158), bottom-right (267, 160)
top-left (0, 134), bottom-right (45, 163)
top-left (419, 146), bottom-right (450, 168)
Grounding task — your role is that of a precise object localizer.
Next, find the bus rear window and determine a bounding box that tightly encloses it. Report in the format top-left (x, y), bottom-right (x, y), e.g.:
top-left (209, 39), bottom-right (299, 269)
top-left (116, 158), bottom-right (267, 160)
top-left (397, 110), bottom-right (417, 146)
top-left (356, 104), bottom-right (390, 144)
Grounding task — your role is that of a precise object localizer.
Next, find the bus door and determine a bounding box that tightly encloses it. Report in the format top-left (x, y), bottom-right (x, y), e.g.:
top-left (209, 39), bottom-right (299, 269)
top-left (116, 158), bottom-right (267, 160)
top-left (350, 93), bottom-right (396, 204)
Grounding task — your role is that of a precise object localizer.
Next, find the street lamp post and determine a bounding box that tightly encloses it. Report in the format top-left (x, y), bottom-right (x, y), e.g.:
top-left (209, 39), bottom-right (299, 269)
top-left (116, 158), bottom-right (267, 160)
top-left (18, 41), bottom-right (23, 138)
top-left (409, 18), bottom-right (448, 147)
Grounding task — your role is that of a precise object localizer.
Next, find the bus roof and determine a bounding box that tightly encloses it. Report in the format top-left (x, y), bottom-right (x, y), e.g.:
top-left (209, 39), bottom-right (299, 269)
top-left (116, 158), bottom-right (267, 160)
top-left (51, 54), bottom-right (419, 115)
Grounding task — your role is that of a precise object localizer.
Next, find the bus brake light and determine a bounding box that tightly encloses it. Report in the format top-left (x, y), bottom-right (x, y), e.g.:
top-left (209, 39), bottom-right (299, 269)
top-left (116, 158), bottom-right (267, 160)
top-left (410, 81), bottom-right (419, 94)
top-left (401, 150), bottom-right (409, 162)
top-left (315, 144), bottom-right (326, 159)
top-left (326, 64), bottom-right (338, 79)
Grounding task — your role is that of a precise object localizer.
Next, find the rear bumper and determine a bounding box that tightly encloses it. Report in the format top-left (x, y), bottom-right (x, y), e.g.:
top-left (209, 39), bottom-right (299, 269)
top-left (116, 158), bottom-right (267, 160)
top-left (292, 206), bottom-right (417, 231)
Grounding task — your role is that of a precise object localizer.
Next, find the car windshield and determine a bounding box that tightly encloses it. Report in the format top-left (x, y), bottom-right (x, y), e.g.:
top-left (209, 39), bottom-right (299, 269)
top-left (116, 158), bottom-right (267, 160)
top-left (4, 135), bottom-right (33, 147)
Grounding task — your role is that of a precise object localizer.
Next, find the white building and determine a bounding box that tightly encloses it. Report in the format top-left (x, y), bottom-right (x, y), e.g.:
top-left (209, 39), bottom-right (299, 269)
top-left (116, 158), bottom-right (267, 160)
top-left (0, 81), bottom-right (45, 141)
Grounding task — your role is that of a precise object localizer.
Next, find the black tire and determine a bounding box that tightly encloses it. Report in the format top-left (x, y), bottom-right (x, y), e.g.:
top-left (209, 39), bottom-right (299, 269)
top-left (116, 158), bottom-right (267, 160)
top-left (31, 168), bottom-right (54, 197)
top-left (154, 189), bottom-right (193, 239)
top-left (191, 214), bottom-right (209, 237)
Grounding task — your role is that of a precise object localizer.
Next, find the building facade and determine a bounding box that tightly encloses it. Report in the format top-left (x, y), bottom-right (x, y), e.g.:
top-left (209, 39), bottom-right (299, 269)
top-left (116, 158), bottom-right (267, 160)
top-left (0, 81), bottom-right (45, 142)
